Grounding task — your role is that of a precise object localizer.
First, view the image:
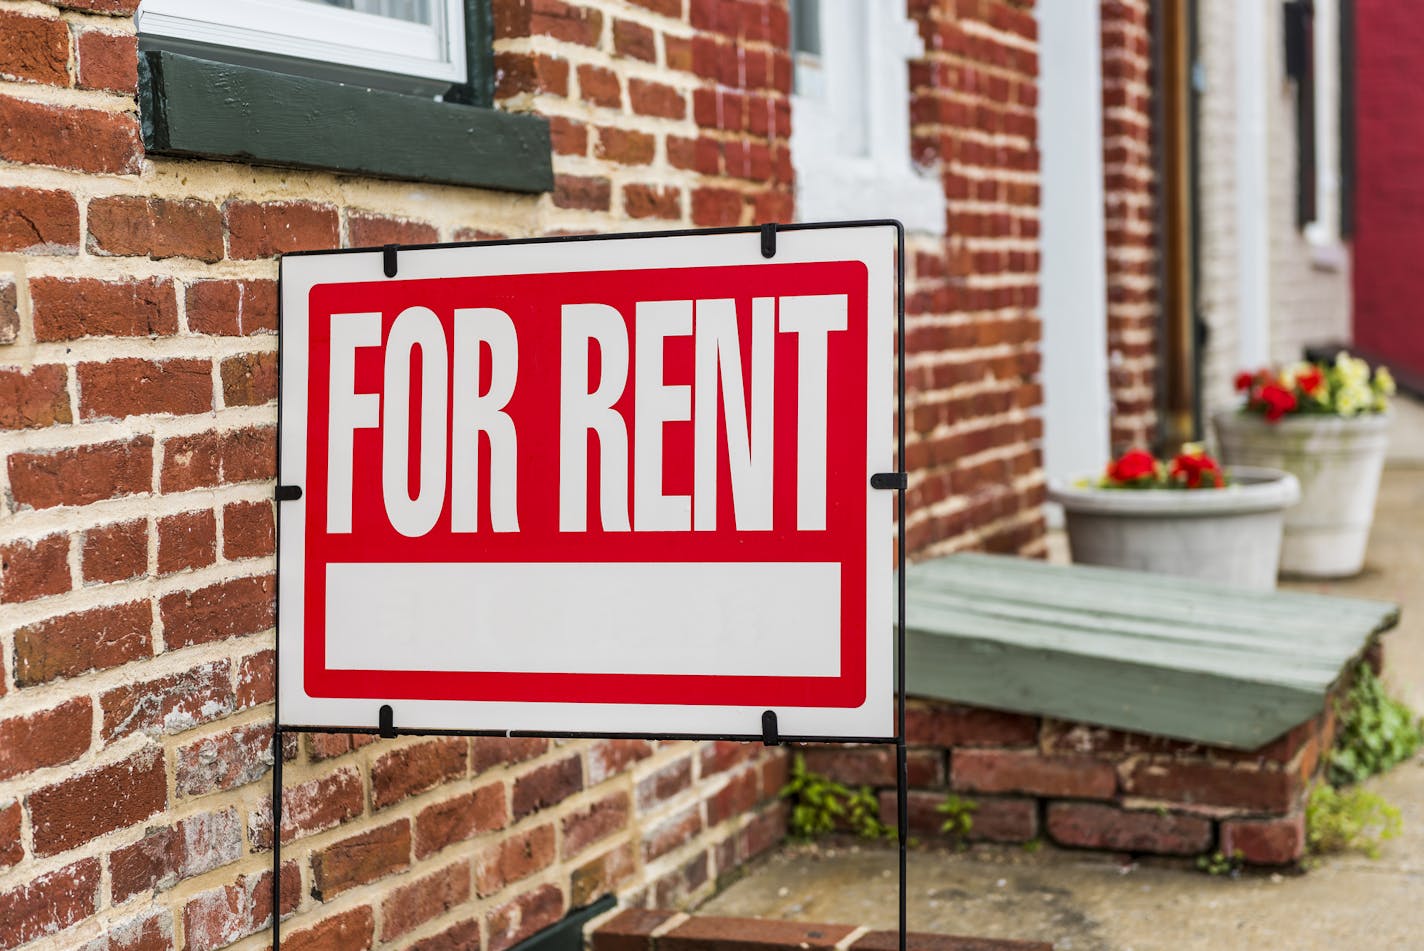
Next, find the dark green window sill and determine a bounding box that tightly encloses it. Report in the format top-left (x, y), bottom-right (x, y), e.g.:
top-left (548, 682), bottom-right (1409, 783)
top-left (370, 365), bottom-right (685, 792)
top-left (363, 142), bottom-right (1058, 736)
top-left (137, 50), bottom-right (553, 194)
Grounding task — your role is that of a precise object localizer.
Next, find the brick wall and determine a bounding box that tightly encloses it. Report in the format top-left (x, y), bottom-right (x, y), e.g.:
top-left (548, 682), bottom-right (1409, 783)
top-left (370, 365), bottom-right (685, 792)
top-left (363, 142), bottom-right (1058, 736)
top-left (0, 0), bottom-right (1050, 948)
top-left (1099, 0), bottom-right (1159, 451)
top-left (800, 695), bottom-right (1332, 868)
top-left (902, 0), bottom-right (1046, 560)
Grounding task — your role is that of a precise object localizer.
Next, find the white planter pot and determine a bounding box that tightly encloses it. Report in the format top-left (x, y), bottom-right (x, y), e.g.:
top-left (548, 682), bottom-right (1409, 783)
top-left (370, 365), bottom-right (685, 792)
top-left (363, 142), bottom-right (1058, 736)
top-left (1048, 467), bottom-right (1301, 591)
top-left (1213, 412), bottom-right (1390, 578)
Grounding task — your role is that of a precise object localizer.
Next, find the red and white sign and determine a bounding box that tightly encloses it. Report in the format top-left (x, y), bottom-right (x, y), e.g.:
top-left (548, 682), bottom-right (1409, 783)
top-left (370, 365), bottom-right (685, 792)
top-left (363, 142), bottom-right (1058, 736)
top-left (278, 225), bottom-right (896, 738)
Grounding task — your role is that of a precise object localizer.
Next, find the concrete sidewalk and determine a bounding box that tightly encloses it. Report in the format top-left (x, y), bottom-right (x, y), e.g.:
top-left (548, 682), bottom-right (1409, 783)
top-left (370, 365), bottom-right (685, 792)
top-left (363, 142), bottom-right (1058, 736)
top-left (700, 402), bottom-right (1424, 950)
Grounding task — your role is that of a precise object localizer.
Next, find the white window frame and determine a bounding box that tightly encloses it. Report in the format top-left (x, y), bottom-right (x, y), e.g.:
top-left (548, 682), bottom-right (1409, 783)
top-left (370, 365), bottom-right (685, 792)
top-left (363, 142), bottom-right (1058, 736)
top-left (790, 1), bottom-right (943, 235)
top-left (1304, 0), bottom-right (1347, 270)
top-left (136, 0), bottom-right (466, 88)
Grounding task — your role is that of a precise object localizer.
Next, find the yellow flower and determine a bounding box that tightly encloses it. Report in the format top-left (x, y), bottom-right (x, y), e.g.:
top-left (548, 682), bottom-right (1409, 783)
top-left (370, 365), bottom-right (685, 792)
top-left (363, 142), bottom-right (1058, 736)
top-left (1336, 383), bottom-right (1371, 417)
top-left (1335, 352), bottom-right (1370, 387)
top-left (1374, 366), bottom-right (1397, 397)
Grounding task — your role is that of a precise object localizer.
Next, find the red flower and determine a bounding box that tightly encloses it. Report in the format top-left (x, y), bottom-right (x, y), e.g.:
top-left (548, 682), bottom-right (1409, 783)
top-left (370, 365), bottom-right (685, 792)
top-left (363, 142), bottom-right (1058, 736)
top-left (1235, 371), bottom-right (1256, 392)
top-left (1297, 366), bottom-right (1325, 395)
top-left (1170, 451), bottom-right (1225, 489)
top-left (1257, 383), bottom-right (1299, 421)
top-left (1106, 448), bottom-right (1158, 484)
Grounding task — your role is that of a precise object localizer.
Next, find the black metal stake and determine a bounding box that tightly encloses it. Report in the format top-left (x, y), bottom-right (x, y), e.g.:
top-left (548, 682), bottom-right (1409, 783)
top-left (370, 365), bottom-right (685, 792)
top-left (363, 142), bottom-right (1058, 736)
top-left (895, 225), bottom-right (908, 951)
top-left (272, 725), bottom-right (283, 950)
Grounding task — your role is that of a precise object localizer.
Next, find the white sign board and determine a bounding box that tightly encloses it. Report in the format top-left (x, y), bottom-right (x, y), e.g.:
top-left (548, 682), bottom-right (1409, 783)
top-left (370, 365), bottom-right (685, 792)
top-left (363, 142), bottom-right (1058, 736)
top-left (278, 224), bottom-right (897, 738)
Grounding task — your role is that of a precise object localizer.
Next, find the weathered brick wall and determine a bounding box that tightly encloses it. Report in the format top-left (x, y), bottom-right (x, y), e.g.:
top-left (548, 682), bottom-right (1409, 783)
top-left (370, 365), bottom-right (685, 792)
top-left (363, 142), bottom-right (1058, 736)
top-left (0, 0), bottom-right (1052, 948)
top-left (801, 695), bottom-right (1330, 868)
top-left (0, 1), bottom-right (793, 948)
top-left (902, 0), bottom-right (1046, 560)
top-left (1099, 0), bottom-right (1158, 451)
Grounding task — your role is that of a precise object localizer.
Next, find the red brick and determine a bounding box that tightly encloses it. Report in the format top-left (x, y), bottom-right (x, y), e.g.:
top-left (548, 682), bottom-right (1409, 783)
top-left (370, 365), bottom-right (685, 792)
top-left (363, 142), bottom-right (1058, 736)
top-left (182, 863), bottom-right (299, 951)
top-left (13, 600), bottom-right (152, 686)
top-left (701, 741), bottom-right (756, 776)
top-left (156, 509), bottom-right (217, 576)
top-left (1220, 813), bottom-right (1306, 865)
top-left (1048, 801), bottom-right (1212, 855)
top-left (591, 909), bottom-right (680, 951)
top-left (0, 365), bottom-right (69, 431)
top-left (32, 276), bottom-right (178, 341)
top-left (185, 279), bottom-right (277, 336)
top-left (1123, 760), bottom-right (1301, 813)
top-left (642, 805), bottom-right (701, 861)
top-left (10, 436), bottom-right (152, 511)
top-left (662, 917), bottom-right (856, 951)
top-left (414, 782), bottom-right (508, 858)
top-left (613, 19), bottom-right (656, 61)
top-left (312, 820), bottom-right (412, 900)
top-left (595, 126), bottom-right (655, 165)
top-left (0, 187), bottom-right (79, 251)
top-left (905, 701), bottom-right (1039, 748)
top-left (222, 426), bottom-right (278, 482)
top-left (629, 79), bottom-right (685, 118)
top-left (653, 851), bottom-right (710, 907)
top-left (30, 746), bottom-right (166, 856)
top-left (624, 184), bottom-right (681, 220)
top-left (692, 186), bottom-right (743, 227)
top-left (881, 790), bottom-right (1037, 843)
top-left (284, 906), bottom-right (374, 951)
top-left (475, 823), bottom-right (555, 895)
top-left (225, 200), bottom-right (339, 258)
top-left (381, 862), bottom-right (471, 941)
top-left (636, 757), bottom-right (693, 812)
top-left (54, 0), bottom-right (139, 13)
top-left (561, 791), bottom-right (630, 859)
top-left (0, 858), bottom-right (100, 949)
top-left (0, 10), bottom-right (69, 86)
top-left (952, 749), bottom-right (1118, 800)
top-left (161, 573), bottom-right (276, 649)
top-left (529, 0), bottom-right (602, 46)
top-left (1, 533), bottom-right (70, 603)
top-left (76, 29), bottom-right (137, 93)
top-left (175, 721), bottom-right (277, 797)
top-left (665, 34), bottom-right (692, 72)
top-left (223, 500), bottom-right (275, 560)
top-left (472, 736), bottom-right (549, 773)
top-left (76, 908), bottom-right (173, 951)
top-left (577, 64), bottom-right (622, 108)
top-left (0, 95), bottom-right (140, 173)
top-left (87, 196), bottom-right (224, 262)
top-left (0, 801), bottom-right (21, 870)
top-left (587, 738), bottom-right (654, 784)
top-left (348, 212), bottom-right (439, 247)
top-left (250, 767), bottom-right (363, 850)
top-left (628, 0), bottom-right (680, 16)
top-left (236, 649), bottom-right (274, 709)
top-left (406, 919), bottom-right (481, 951)
top-left (487, 883), bottom-right (564, 951)
top-left (100, 659), bottom-right (232, 744)
top-left (800, 747), bottom-right (943, 788)
top-left (372, 738), bottom-right (469, 810)
top-left (549, 115), bottom-right (588, 156)
top-left (494, 51), bottom-right (570, 98)
top-left (110, 808), bottom-right (242, 903)
top-left (79, 358), bottom-right (212, 420)
top-left (513, 754), bottom-right (584, 818)
top-left (0, 697), bottom-right (91, 782)
top-left (219, 350), bottom-right (277, 408)
top-left (709, 768), bottom-right (761, 827)
top-left (553, 174), bottom-right (612, 211)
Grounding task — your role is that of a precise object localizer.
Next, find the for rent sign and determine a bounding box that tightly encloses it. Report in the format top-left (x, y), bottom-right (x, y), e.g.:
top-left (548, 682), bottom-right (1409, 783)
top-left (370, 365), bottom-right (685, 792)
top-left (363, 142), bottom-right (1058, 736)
top-left (278, 225), bottom-right (897, 738)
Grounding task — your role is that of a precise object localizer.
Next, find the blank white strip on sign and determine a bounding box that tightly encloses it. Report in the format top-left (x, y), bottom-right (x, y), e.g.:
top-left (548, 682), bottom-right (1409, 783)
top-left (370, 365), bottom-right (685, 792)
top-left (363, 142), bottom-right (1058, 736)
top-left (325, 562), bottom-right (841, 677)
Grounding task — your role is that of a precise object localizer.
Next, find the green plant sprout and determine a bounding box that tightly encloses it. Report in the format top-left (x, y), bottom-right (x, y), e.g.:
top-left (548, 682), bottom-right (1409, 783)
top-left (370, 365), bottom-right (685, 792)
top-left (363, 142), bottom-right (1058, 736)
top-left (1306, 783), bottom-right (1402, 859)
top-left (935, 793), bottom-right (978, 849)
top-left (1327, 665), bottom-right (1424, 786)
top-left (779, 754), bottom-right (892, 841)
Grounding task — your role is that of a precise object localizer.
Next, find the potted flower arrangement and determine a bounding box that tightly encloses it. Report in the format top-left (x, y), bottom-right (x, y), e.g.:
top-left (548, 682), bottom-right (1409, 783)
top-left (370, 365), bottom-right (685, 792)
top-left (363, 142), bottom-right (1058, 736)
top-left (1214, 352), bottom-right (1394, 578)
top-left (1048, 445), bottom-right (1300, 590)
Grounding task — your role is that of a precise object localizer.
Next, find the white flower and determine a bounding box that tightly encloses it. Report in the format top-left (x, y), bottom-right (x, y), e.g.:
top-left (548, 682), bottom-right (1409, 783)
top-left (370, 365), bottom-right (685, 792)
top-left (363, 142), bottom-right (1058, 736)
top-left (1336, 383), bottom-right (1371, 416)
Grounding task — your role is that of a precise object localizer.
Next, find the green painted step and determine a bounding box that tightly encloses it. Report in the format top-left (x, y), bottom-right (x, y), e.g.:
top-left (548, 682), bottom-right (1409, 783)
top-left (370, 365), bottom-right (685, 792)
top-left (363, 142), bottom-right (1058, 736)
top-left (904, 554), bottom-right (1400, 750)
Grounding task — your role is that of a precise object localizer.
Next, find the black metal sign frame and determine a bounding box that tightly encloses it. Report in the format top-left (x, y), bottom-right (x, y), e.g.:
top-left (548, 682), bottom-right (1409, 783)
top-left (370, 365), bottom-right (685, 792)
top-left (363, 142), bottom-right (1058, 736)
top-left (270, 220), bottom-right (909, 950)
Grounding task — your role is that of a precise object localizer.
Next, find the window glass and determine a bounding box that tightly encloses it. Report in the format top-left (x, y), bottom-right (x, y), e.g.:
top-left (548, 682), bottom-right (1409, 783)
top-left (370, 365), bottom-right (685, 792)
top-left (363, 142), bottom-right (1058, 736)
top-left (303, 0), bottom-right (433, 26)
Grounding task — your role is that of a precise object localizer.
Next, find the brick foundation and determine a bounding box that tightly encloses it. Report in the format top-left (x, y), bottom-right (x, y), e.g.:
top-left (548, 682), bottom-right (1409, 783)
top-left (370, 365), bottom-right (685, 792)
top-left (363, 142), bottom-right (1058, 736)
top-left (803, 696), bottom-right (1339, 867)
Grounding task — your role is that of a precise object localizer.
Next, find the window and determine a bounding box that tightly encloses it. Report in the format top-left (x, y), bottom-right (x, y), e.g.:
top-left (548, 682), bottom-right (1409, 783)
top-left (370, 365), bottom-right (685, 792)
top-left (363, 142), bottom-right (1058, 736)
top-left (134, 0), bottom-right (553, 193)
top-left (1286, 0), bottom-right (1346, 266)
top-left (788, 0), bottom-right (943, 234)
top-left (137, 0), bottom-right (465, 93)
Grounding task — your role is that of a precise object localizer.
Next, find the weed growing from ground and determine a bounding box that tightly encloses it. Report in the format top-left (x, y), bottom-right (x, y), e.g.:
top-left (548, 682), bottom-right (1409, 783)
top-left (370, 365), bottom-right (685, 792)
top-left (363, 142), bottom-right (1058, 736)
top-left (1305, 783), bottom-right (1402, 859)
top-left (779, 754), bottom-right (892, 841)
top-left (1328, 664), bottom-right (1423, 786)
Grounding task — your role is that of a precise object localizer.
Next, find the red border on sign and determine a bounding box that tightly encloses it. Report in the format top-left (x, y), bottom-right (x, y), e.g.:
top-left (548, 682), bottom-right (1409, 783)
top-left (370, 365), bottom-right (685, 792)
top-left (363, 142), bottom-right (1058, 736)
top-left (303, 261), bottom-right (871, 707)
